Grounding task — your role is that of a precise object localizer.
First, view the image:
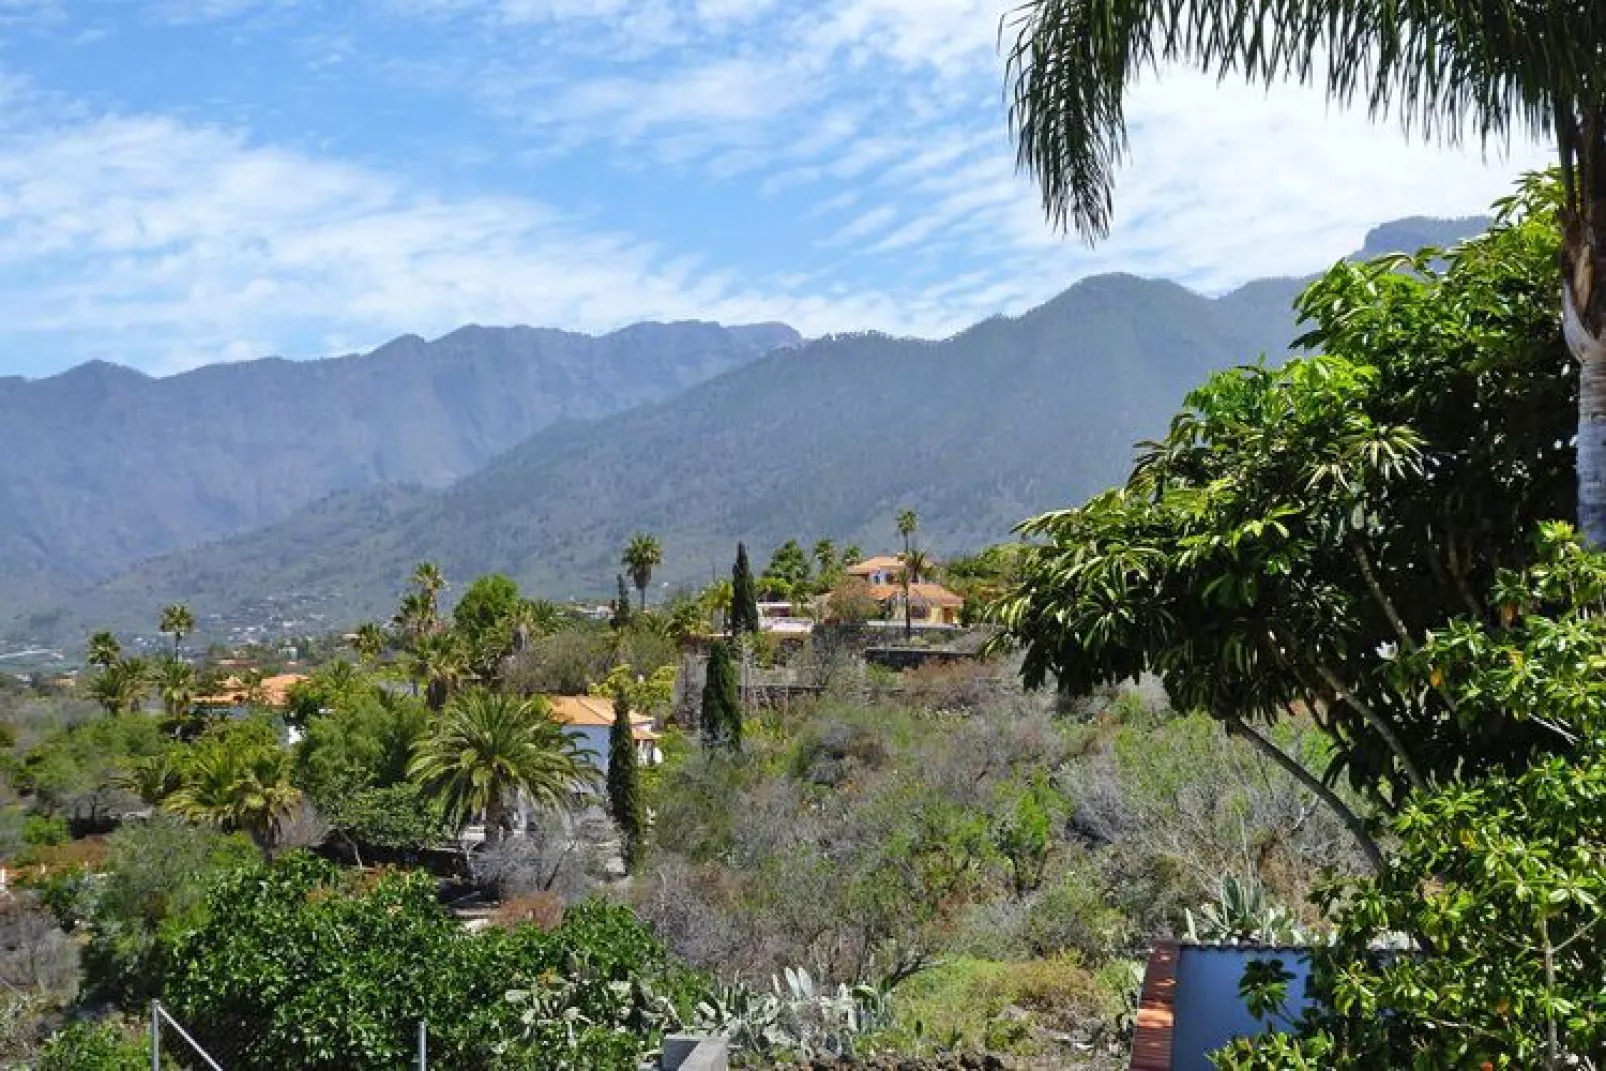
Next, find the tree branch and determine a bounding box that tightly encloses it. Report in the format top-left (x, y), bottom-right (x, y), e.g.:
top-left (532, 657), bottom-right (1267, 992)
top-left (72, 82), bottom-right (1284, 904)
top-left (1315, 664), bottom-right (1428, 793)
top-left (1349, 534), bottom-right (1417, 653)
top-left (1224, 717), bottom-right (1384, 873)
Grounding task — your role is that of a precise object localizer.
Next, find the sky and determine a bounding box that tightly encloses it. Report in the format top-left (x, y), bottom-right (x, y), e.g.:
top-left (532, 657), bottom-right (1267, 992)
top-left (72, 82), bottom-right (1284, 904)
top-left (0, 0), bottom-right (1552, 378)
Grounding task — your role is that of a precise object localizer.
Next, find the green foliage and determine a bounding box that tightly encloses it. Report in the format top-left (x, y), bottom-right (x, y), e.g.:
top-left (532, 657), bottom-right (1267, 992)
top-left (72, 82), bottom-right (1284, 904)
top-left (700, 641), bottom-right (742, 750)
top-left (622, 533), bottom-right (663, 610)
top-left (606, 693), bottom-right (645, 869)
top-left (454, 572), bottom-right (523, 678)
top-left (294, 687), bottom-right (428, 806)
top-left (39, 1020), bottom-right (148, 1071)
top-left (760, 539), bottom-right (812, 600)
top-left (1220, 531), bottom-right (1606, 1067)
top-left (999, 192), bottom-right (1571, 808)
top-left (730, 543), bottom-right (760, 637)
top-left (165, 718), bottom-right (300, 851)
top-left (318, 782), bottom-right (450, 858)
top-left (162, 854), bottom-right (702, 1071)
top-left (79, 817), bottom-right (257, 1005)
top-left (21, 812), bottom-right (68, 848)
top-left (21, 715), bottom-right (171, 824)
top-left (990, 780), bottom-right (1059, 897)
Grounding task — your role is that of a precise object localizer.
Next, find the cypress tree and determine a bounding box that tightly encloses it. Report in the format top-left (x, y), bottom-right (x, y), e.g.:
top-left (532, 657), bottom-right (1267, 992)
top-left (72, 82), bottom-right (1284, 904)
top-left (611, 573), bottom-right (634, 630)
top-left (730, 543), bottom-right (760, 637)
top-left (701, 640), bottom-right (742, 750)
top-left (606, 689), bottom-right (644, 867)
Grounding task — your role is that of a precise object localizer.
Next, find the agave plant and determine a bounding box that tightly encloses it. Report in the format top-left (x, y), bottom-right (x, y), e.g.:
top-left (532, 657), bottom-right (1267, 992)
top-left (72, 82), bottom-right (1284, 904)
top-left (1185, 874), bottom-right (1307, 945)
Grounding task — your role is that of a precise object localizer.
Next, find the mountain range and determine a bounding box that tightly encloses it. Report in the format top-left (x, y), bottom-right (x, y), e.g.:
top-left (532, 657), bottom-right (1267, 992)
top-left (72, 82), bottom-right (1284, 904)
top-left (1, 217), bottom-right (1486, 647)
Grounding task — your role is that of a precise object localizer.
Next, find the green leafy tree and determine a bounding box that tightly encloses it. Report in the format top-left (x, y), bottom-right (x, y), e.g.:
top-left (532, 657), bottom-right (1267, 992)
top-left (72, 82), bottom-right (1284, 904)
top-left (997, 194), bottom-right (1573, 859)
top-left (729, 543), bottom-right (761, 637)
top-left (411, 560), bottom-right (446, 617)
top-left (79, 817), bottom-right (256, 1004)
top-left (622, 533), bottom-right (663, 611)
top-left (86, 630), bottom-right (121, 670)
top-left (409, 689), bottom-right (596, 845)
top-left (605, 688), bottom-right (645, 869)
top-left (700, 640), bottom-right (742, 750)
top-left (760, 539), bottom-right (812, 601)
top-left (454, 573), bottom-right (523, 681)
top-left (812, 538), bottom-right (838, 582)
top-left (1004, 0), bottom-right (1606, 547)
top-left (162, 855), bottom-right (693, 1071)
top-left (1221, 526), bottom-right (1606, 1068)
top-left (294, 688), bottom-right (429, 805)
top-left (159, 603), bottom-right (195, 660)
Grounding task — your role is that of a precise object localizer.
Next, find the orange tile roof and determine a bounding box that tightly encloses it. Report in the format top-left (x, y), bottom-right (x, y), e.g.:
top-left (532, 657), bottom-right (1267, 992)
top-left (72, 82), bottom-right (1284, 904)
top-left (193, 673), bottom-right (306, 708)
top-left (545, 695), bottom-right (654, 729)
top-left (845, 555), bottom-right (905, 577)
top-left (866, 582), bottom-right (965, 608)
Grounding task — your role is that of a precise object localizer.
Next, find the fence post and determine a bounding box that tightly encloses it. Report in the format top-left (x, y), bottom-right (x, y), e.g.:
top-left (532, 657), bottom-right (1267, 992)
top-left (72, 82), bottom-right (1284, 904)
top-left (150, 1000), bottom-right (161, 1071)
top-left (417, 1020), bottom-right (427, 1070)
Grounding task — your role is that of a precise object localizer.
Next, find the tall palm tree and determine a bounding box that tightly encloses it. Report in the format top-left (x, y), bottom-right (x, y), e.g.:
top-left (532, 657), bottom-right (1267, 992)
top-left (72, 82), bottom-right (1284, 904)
top-left (393, 590), bottom-right (434, 646)
top-left (896, 509), bottom-right (920, 638)
top-left (166, 744), bottom-right (301, 855)
top-left (622, 533), bottom-right (663, 611)
top-left (86, 630), bottom-right (121, 670)
top-left (154, 658), bottom-right (196, 726)
top-left (409, 690), bottom-right (595, 846)
top-left (407, 631), bottom-right (467, 712)
top-left (159, 604), bottom-right (195, 660)
top-left (813, 538), bottom-right (838, 577)
top-left (1004, 1), bottom-right (1606, 544)
top-left (351, 622), bottom-right (387, 664)
top-left (411, 561), bottom-right (447, 622)
top-left (902, 548), bottom-right (934, 584)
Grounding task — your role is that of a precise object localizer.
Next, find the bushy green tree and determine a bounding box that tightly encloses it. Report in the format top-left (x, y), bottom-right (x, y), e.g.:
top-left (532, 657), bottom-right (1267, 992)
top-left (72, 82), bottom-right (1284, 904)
top-left (700, 641), bottom-right (742, 750)
top-left (998, 190), bottom-right (1572, 847)
top-left (1221, 526), bottom-right (1606, 1068)
top-left (165, 718), bottom-right (301, 854)
top-left (729, 543), bottom-right (760, 637)
top-left (760, 539), bottom-right (811, 601)
top-left (454, 573), bottom-right (522, 680)
top-left (162, 854), bottom-right (702, 1071)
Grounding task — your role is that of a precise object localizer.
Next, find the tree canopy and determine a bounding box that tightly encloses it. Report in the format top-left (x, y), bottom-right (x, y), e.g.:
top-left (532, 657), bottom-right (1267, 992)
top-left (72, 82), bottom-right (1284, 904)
top-left (997, 183), bottom-right (1574, 810)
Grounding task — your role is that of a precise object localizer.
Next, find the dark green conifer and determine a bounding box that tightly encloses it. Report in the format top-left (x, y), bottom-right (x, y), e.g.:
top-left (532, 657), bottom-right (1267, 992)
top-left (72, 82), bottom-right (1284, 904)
top-left (606, 689), bottom-right (644, 867)
top-left (729, 543), bottom-right (760, 637)
top-left (611, 573), bottom-right (634, 630)
top-left (701, 640), bottom-right (742, 750)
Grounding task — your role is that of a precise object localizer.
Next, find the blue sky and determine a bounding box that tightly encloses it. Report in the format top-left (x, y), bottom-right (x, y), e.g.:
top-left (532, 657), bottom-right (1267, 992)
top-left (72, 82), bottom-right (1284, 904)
top-left (0, 0), bottom-right (1549, 378)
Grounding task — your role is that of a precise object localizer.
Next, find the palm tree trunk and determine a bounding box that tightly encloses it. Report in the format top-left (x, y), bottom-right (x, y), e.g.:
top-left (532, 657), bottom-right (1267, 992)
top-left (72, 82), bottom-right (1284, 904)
top-left (1562, 108), bottom-right (1606, 548)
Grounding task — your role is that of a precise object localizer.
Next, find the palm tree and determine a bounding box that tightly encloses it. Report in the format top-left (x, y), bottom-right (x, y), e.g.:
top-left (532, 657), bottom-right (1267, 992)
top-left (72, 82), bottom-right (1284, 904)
top-left (412, 560), bottom-right (446, 603)
top-left (621, 533), bottom-right (663, 611)
top-left (86, 630), bottom-right (121, 670)
top-left (393, 590), bottom-right (434, 645)
top-left (813, 538), bottom-right (838, 576)
top-left (409, 690), bottom-right (595, 846)
top-left (154, 658), bottom-right (196, 726)
top-left (112, 752), bottom-right (182, 806)
top-left (902, 548), bottom-right (934, 584)
top-left (88, 658), bottom-right (149, 717)
top-left (896, 509), bottom-right (920, 638)
top-left (407, 631), bottom-right (467, 712)
top-left (166, 744), bottom-right (301, 854)
top-left (1005, 1), bottom-right (1606, 544)
top-left (351, 622), bottom-right (387, 664)
top-left (159, 604), bottom-right (195, 660)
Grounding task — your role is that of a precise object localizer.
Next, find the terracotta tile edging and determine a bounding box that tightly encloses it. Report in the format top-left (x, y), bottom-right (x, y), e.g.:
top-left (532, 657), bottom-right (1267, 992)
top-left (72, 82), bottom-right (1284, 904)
top-left (1130, 940), bottom-right (1180, 1070)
